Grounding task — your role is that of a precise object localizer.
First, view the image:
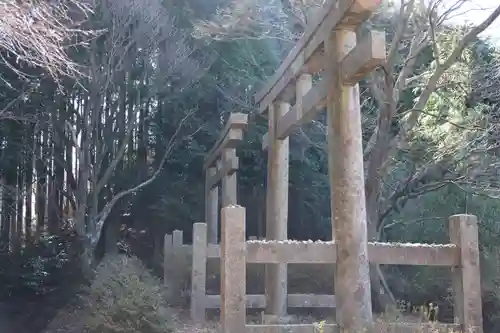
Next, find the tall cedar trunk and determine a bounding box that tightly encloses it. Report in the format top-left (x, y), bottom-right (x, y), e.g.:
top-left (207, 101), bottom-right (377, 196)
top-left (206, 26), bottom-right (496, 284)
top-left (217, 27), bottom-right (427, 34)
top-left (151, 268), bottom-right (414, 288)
top-left (36, 129), bottom-right (47, 239)
top-left (13, 161), bottom-right (23, 253)
top-left (76, 94), bottom-right (92, 275)
top-left (6, 180), bottom-right (15, 252)
top-left (5, 151), bottom-right (17, 251)
top-left (54, 105), bottom-right (65, 231)
top-left (100, 88), bottom-right (115, 254)
top-left (0, 177), bottom-right (7, 246)
top-left (1, 177), bottom-right (10, 246)
top-left (25, 125), bottom-right (34, 243)
top-left (88, 79), bottom-right (102, 235)
top-left (137, 68), bottom-right (148, 182)
top-left (89, 81), bottom-right (103, 223)
top-left (65, 99), bottom-right (75, 213)
top-left (127, 59), bottom-right (135, 168)
top-left (47, 110), bottom-right (59, 234)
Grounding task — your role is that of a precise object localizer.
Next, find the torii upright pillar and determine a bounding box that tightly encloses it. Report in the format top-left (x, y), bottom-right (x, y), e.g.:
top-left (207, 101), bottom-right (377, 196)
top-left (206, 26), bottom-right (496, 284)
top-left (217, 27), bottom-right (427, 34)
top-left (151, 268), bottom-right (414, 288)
top-left (326, 29), bottom-right (374, 329)
top-left (264, 101), bottom-right (290, 320)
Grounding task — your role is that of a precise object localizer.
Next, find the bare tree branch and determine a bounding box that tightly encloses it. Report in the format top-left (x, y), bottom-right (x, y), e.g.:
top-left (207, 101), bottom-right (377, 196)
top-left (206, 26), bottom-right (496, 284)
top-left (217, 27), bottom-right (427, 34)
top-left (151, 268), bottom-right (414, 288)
top-left (87, 109), bottom-right (198, 251)
top-left (0, 0), bottom-right (95, 81)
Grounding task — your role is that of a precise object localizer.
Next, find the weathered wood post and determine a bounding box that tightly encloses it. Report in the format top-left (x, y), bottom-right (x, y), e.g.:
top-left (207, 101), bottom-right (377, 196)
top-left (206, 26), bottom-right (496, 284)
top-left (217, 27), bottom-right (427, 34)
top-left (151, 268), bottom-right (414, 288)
top-left (163, 233), bottom-right (172, 285)
top-left (169, 229), bottom-right (184, 306)
top-left (325, 29), bottom-right (373, 330)
top-left (205, 167), bottom-right (219, 244)
top-left (449, 214), bottom-right (483, 333)
top-left (221, 205), bottom-right (246, 333)
top-left (172, 229), bottom-right (183, 248)
top-left (222, 149), bottom-right (238, 207)
top-left (265, 101), bottom-right (290, 321)
top-left (191, 223), bottom-right (208, 323)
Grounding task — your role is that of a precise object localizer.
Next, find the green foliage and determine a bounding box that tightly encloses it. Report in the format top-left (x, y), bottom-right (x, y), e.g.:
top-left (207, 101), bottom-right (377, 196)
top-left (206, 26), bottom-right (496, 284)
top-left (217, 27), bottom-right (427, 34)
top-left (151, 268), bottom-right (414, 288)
top-left (82, 254), bottom-right (172, 333)
top-left (0, 232), bottom-right (82, 300)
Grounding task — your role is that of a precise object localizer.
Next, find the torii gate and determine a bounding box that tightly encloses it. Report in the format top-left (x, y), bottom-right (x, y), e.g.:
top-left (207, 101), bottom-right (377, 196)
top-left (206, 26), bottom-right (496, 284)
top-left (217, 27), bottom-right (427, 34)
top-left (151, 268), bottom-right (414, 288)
top-left (254, 0), bottom-right (385, 330)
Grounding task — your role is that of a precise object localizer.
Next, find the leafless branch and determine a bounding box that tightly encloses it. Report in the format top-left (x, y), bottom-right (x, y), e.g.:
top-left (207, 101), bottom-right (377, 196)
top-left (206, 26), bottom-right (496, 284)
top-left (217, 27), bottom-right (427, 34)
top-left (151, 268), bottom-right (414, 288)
top-left (0, 0), bottom-right (96, 81)
top-left (88, 108), bottom-right (198, 249)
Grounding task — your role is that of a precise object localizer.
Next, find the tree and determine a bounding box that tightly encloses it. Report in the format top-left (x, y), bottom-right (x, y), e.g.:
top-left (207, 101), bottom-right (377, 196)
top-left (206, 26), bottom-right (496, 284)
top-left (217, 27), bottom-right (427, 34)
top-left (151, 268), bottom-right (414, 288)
top-left (0, 0), bottom-right (93, 81)
top-left (52, 0), bottom-right (209, 271)
top-left (361, 0), bottom-right (500, 309)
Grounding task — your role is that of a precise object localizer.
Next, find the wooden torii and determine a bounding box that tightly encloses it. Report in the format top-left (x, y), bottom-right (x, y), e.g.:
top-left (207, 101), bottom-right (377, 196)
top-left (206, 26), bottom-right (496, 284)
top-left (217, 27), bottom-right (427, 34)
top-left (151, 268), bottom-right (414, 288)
top-left (203, 113), bottom-right (248, 244)
top-left (254, 0), bottom-right (385, 329)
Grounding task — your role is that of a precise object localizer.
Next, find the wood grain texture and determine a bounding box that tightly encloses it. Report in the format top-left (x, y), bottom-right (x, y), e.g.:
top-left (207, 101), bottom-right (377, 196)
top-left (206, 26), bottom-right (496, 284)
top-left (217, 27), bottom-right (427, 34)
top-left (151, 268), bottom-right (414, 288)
top-left (190, 223), bottom-right (207, 322)
top-left (221, 206), bottom-right (247, 333)
top-left (205, 294), bottom-right (336, 309)
top-left (205, 167), bottom-right (219, 244)
top-left (203, 113), bottom-right (247, 169)
top-left (325, 29), bottom-right (372, 328)
top-left (449, 214), bottom-right (483, 333)
top-left (246, 322), bottom-right (461, 333)
top-left (221, 149), bottom-right (238, 207)
top-left (255, 0), bottom-right (382, 114)
top-left (265, 101), bottom-right (290, 318)
top-left (261, 30), bottom-right (385, 148)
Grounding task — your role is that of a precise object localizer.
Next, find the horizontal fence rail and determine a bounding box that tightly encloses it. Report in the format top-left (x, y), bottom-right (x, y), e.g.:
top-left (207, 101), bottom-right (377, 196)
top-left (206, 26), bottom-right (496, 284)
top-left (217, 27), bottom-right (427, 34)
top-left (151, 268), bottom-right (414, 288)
top-left (245, 323), bottom-right (462, 333)
top-left (167, 238), bottom-right (459, 266)
top-left (204, 294), bottom-right (336, 309)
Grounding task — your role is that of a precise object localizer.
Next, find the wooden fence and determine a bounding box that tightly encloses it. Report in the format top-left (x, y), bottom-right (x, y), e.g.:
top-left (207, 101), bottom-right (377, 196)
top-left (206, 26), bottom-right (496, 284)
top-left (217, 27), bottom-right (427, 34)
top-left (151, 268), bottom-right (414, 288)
top-left (217, 205), bottom-right (482, 333)
top-left (162, 209), bottom-right (482, 333)
top-left (190, 223), bottom-right (337, 323)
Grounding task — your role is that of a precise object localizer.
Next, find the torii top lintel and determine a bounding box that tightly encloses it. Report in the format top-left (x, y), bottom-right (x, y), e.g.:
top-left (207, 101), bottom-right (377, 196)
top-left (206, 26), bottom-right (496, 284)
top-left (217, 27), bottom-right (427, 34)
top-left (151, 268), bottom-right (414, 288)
top-left (254, 0), bottom-right (383, 116)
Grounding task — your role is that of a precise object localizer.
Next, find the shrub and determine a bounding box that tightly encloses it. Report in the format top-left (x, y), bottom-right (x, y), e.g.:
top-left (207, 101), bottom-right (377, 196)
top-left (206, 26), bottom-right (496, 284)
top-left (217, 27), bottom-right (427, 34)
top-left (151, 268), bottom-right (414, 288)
top-left (82, 254), bottom-right (172, 333)
top-left (0, 231), bottom-right (82, 301)
top-left (0, 230), bottom-right (83, 333)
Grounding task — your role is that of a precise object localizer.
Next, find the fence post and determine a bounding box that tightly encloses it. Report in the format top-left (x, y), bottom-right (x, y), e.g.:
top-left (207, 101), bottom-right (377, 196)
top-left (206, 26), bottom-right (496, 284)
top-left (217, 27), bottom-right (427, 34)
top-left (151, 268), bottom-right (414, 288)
top-left (172, 230), bottom-right (183, 248)
top-left (222, 149), bottom-right (238, 207)
top-left (163, 233), bottom-right (172, 285)
top-left (221, 205), bottom-right (246, 333)
top-left (191, 223), bottom-right (207, 323)
top-left (449, 214), bottom-right (483, 333)
top-left (206, 167), bottom-right (219, 244)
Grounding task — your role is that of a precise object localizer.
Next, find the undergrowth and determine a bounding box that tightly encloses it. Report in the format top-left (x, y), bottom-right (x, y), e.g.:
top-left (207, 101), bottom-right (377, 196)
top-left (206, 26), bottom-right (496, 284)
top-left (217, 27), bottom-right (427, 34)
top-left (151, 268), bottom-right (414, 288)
top-left (81, 254), bottom-right (172, 333)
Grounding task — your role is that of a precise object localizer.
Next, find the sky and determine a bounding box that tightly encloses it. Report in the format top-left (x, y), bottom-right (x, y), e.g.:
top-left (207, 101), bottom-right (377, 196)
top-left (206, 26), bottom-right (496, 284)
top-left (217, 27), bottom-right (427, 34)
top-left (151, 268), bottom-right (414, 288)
top-left (439, 0), bottom-right (500, 43)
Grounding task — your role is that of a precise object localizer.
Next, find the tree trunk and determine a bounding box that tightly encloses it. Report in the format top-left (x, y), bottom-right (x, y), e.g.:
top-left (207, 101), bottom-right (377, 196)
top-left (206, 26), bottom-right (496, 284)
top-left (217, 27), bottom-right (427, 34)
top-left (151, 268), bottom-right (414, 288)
top-left (25, 132), bottom-right (34, 243)
top-left (1, 177), bottom-right (10, 246)
top-left (54, 106), bottom-right (65, 232)
top-left (104, 218), bottom-right (120, 255)
top-left (13, 163), bottom-right (23, 253)
top-left (35, 129), bottom-right (47, 240)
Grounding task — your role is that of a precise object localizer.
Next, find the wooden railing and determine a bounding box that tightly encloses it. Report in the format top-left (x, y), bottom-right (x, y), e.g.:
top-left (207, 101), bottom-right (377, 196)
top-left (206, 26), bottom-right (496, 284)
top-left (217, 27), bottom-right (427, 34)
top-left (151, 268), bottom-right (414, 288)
top-left (189, 223), bottom-right (337, 323)
top-left (217, 205), bottom-right (481, 333)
